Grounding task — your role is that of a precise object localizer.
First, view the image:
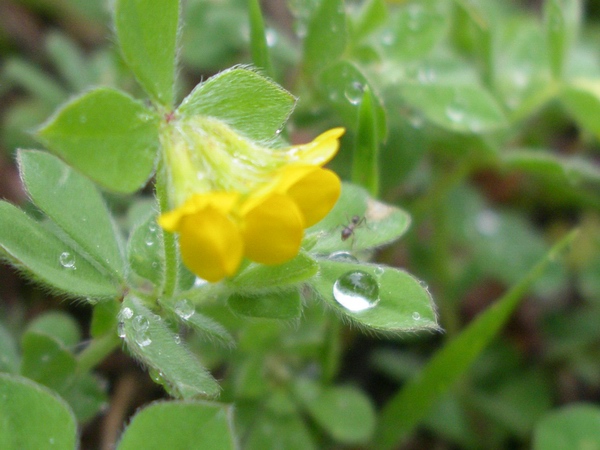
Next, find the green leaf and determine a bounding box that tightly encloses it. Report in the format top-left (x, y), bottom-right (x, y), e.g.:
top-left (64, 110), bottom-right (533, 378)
top-left (374, 230), bottom-right (578, 449)
top-left (352, 86), bottom-right (379, 196)
top-left (307, 183), bottom-right (411, 254)
top-left (20, 332), bottom-right (76, 393)
top-left (118, 400), bottom-right (235, 450)
top-left (0, 322), bottom-right (19, 373)
top-left (229, 252), bottom-right (318, 292)
top-left (60, 372), bottom-right (108, 423)
top-left (501, 149), bottom-right (600, 186)
top-left (560, 79), bottom-right (600, 142)
top-left (244, 407), bottom-right (316, 450)
top-left (248, 0), bottom-right (274, 77)
top-left (0, 374), bottom-right (77, 450)
top-left (399, 82), bottom-right (507, 133)
top-left (26, 312), bottom-right (81, 348)
top-left (228, 288), bottom-right (302, 320)
top-left (2, 58), bottom-right (67, 106)
top-left (178, 67), bottom-right (296, 143)
top-left (91, 299), bottom-right (122, 338)
top-left (319, 61), bottom-right (386, 138)
top-left (0, 201), bottom-right (119, 298)
top-left (46, 31), bottom-right (92, 92)
top-left (304, 0), bottom-right (347, 76)
top-left (37, 88), bottom-right (159, 193)
top-left (544, 0), bottom-right (582, 79)
top-left (115, 0), bottom-right (179, 106)
top-left (120, 295), bottom-right (220, 398)
top-left (161, 299), bottom-right (234, 348)
top-left (311, 260), bottom-right (437, 332)
top-left (352, 0), bottom-right (388, 40)
top-left (19, 150), bottom-right (126, 280)
top-left (127, 212), bottom-right (163, 286)
top-left (533, 404), bottom-right (600, 450)
top-left (294, 378), bottom-right (376, 444)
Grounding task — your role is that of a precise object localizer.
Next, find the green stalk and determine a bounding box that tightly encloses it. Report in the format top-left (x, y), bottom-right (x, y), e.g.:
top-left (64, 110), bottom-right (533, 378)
top-left (155, 160), bottom-right (179, 299)
top-left (76, 332), bottom-right (120, 374)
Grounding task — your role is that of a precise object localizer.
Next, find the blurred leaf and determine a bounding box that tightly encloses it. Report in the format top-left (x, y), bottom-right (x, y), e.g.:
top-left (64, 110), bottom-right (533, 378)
top-left (20, 332), bottom-right (76, 393)
top-left (544, 0), bottom-right (582, 79)
top-left (243, 407), bottom-right (316, 450)
top-left (46, 31), bottom-right (93, 92)
top-left (37, 88), bottom-right (160, 193)
top-left (228, 288), bottom-right (302, 320)
top-left (304, 0), bottom-right (347, 75)
top-left (312, 261), bottom-right (437, 331)
top-left (248, 0), bottom-right (274, 77)
top-left (0, 374), bottom-right (77, 450)
top-left (352, 0), bottom-right (388, 40)
top-left (307, 183), bottom-right (411, 254)
top-left (533, 404), bottom-right (600, 450)
top-left (560, 79), bottom-right (600, 142)
top-left (294, 378), bottom-right (376, 444)
top-left (120, 295), bottom-right (220, 398)
top-left (2, 58), bottom-right (67, 106)
top-left (178, 68), bottom-right (296, 142)
top-left (115, 0), bottom-right (179, 106)
top-left (0, 323), bottom-right (19, 374)
top-left (91, 299), bottom-right (121, 338)
top-left (19, 150), bottom-right (126, 281)
top-left (399, 82), bottom-right (507, 133)
top-left (229, 252), bottom-right (318, 292)
top-left (117, 400), bottom-right (236, 450)
top-left (375, 230), bottom-right (577, 449)
top-left (0, 201), bottom-right (119, 298)
top-left (60, 372), bottom-right (108, 423)
top-left (352, 86), bottom-right (379, 196)
top-left (26, 312), bottom-right (81, 348)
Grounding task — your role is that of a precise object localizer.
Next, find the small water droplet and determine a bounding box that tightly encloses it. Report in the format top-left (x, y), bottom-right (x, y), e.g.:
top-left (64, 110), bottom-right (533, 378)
top-left (381, 29), bottom-right (395, 46)
top-left (329, 251), bottom-right (359, 263)
top-left (132, 315), bottom-right (149, 334)
top-left (174, 335), bottom-right (181, 344)
top-left (475, 209), bottom-right (500, 236)
top-left (59, 252), bottom-right (76, 269)
top-left (412, 312), bottom-right (421, 320)
top-left (344, 82), bottom-right (364, 105)
top-left (333, 271), bottom-right (380, 312)
top-left (408, 113), bottom-right (425, 129)
top-left (445, 101), bottom-right (465, 124)
top-left (117, 322), bottom-right (126, 338)
top-left (193, 277), bottom-right (208, 287)
top-left (148, 223), bottom-right (157, 232)
top-left (175, 299), bottom-right (195, 320)
top-left (136, 334), bottom-right (151, 347)
top-left (374, 266), bottom-right (384, 276)
top-left (120, 307), bottom-right (134, 320)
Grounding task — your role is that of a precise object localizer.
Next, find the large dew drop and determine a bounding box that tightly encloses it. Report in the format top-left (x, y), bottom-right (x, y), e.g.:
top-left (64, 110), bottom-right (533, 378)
top-left (333, 270), bottom-right (380, 312)
top-left (59, 252), bottom-right (76, 269)
top-left (175, 299), bottom-right (195, 320)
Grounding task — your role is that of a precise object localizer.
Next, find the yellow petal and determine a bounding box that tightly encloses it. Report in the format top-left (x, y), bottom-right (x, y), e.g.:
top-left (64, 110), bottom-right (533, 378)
top-left (286, 127), bottom-right (345, 166)
top-left (158, 192), bottom-right (239, 232)
top-left (178, 205), bottom-right (244, 282)
top-left (272, 165), bottom-right (341, 227)
top-left (240, 192), bottom-right (304, 265)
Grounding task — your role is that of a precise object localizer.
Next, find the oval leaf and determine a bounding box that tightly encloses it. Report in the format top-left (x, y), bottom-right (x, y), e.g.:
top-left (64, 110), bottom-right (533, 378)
top-left (37, 88), bottom-right (159, 193)
top-left (0, 374), bottom-right (77, 450)
top-left (533, 404), bottom-right (600, 450)
top-left (115, 0), bottom-right (179, 106)
top-left (228, 288), bottom-right (302, 320)
top-left (117, 400), bottom-right (236, 450)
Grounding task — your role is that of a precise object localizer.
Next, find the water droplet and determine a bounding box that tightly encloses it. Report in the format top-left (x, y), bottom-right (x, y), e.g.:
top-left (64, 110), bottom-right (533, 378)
top-left (329, 251), bottom-right (359, 263)
top-left (136, 334), bottom-right (151, 347)
top-left (174, 335), bottom-right (181, 344)
top-left (344, 82), bottom-right (364, 105)
top-left (148, 223), bottom-right (157, 232)
top-left (374, 266), bottom-right (384, 276)
top-left (120, 307), bottom-right (134, 320)
top-left (132, 315), bottom-right (149, 334)
top-left (445, 101), bottom-right (465, 124)
top-left (175, 299), bottom-right (195, 320)
top-left (145, 236), bottom-right (155, 246)
top-left (117, 322), bottom-right (126, 338)
top-left (193, 277), bottom-right (208, 287)
top-left (408, 113), bottom-right (425, 129)
top-left (412, 312), bottom-right (421, 320)
top-left (333, 271), bottom-right (380, 312)
top-left (265, 28), bottom-right (278, 47)
top-left (59, 252), bottom-right (76, 269)
top-left (381, 30), bottom-right (395, 46)
top-left (475, 209), bottom-right (500, 236)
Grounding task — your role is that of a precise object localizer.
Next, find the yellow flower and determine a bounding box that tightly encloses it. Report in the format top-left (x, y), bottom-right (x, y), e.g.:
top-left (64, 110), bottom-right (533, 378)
top-left (159, 127), bottom-right (345, 282)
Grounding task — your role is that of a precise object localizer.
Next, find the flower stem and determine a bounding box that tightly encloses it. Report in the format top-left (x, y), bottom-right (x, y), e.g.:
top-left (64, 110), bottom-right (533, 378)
top-left (76, 332), bottom-right (120, 374)
top-left (156, 160), bottom-right (179, 299)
